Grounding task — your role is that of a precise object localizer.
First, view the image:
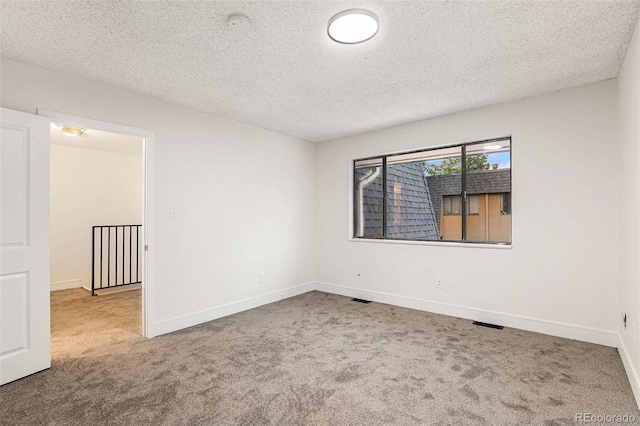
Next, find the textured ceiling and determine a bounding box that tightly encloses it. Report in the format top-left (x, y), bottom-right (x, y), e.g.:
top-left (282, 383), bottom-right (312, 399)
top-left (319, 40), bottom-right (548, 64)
top-left (2, 1), bottom-right (639, 142)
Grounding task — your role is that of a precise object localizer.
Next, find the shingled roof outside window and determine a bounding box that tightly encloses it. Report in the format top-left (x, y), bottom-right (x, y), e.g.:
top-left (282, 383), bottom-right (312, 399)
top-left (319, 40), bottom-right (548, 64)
top-left (356, 162), bottom-right (439, 240)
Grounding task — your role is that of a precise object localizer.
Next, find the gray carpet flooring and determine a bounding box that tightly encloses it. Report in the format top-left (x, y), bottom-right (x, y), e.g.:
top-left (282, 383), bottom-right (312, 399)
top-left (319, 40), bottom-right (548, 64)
top-left (0, 289), bottom-right (637, 425)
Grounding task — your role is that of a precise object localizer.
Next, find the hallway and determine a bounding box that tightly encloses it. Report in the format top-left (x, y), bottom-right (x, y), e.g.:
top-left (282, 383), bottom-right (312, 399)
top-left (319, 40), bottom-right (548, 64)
top-left (51, 288), bottom-right (141, 360)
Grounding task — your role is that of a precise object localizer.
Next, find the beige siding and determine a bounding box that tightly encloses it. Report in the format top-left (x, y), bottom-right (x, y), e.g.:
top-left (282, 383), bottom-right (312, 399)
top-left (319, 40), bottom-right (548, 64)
top-left (488, 194), bottom-right (510, 242)
top-left (441, 193), bottom-right (510, 242)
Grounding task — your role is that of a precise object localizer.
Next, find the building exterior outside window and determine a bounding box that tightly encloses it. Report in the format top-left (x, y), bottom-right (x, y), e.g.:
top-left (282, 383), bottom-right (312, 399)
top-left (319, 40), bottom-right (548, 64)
top-left (354, 137), bottom-right (511, 244)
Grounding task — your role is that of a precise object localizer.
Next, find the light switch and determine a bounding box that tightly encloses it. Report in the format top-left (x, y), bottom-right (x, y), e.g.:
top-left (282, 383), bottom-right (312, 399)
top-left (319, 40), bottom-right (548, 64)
top-left (170, 205), bottom-right (178, 217)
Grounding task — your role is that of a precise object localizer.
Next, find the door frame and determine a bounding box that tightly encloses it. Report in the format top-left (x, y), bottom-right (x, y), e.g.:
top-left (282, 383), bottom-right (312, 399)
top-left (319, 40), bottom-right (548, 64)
top-left (37, 109), bottom-right (155, 338)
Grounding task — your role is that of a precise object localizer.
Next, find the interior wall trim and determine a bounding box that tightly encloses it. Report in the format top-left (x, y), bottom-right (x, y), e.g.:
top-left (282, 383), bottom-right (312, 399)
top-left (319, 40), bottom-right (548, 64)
top-left (149, 282), bottom-right (316, 337)
top-left (618, 335), bottom-right (640, 408)
top-left (50, 279), bottom-right (83, 292)
top-left (37, 108), bottom-right (155, 339)
top-left (314, 282), bottom-right (618, 347)
top-left (152, 280), bottom-right (617, 347)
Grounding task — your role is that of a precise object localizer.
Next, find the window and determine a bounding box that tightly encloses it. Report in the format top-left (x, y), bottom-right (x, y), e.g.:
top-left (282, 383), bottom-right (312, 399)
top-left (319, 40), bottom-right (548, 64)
top-left (501, 193), bottom-right (511, 215)
top-left (353, 137), bottom-right (511, 244)
top-left (443, 195), bottom-right (478, 216)
top-left (353, 159), bottom-right (383, 238)
top-left (443, 195), bottom-right (462, 215)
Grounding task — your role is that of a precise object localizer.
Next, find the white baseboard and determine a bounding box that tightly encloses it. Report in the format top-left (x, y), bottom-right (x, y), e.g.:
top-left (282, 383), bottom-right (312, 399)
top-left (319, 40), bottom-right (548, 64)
top-left (315, 282), bottom-right (618, 348)
top-left (148, 280), bottom-right (632, 404)
top-left (149, 280), bottom-right (617, 347)
top-left (92, 284), bottom-right (142, 295)
top-left (149, 282), bottom-right (316, 337)
top-left (618, 335), bottom-right (640, 409)
top-left (50, 279), bottom-right (83, 292)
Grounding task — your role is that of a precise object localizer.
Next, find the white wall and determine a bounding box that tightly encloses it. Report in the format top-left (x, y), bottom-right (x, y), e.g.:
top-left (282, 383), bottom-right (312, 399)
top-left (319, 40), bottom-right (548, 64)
top-left (1, 51), bottom-right (635, 401)
top-left (0, 57), bottom-right (628, 352)
top-left (0, 58), bottom-right (316, 336)
top-left (50, 144), bottom-right (142, 291)
top-left (618, 17), bottom-right (640, 405)
top-left (315, 80), bottom-right (619, 346)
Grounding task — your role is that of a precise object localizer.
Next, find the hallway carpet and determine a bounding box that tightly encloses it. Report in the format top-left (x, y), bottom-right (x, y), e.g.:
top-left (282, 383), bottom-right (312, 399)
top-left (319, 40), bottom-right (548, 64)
top-left (1, 289), bottom-right (637, 425)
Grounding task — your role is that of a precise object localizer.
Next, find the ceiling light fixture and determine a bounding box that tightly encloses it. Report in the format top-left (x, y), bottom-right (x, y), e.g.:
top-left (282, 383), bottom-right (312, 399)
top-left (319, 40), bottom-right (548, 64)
top-left (227, 14), bottom-right (251, 33)
top-left (328, 9), bottom-right (379, 44)
top-left (57, 124), bottom-right (85, 137)
top-left (483, 144), bottom-right (502, 150)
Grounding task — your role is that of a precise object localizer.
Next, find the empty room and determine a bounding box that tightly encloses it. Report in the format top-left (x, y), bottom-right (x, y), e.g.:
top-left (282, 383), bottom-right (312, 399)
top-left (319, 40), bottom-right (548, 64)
top-left (1, 1), bottom-right (639, 425)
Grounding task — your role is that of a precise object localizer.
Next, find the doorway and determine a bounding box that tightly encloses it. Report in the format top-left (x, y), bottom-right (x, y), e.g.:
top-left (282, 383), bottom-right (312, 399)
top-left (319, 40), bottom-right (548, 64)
top-left (37, 109), bottom-right (154, 342)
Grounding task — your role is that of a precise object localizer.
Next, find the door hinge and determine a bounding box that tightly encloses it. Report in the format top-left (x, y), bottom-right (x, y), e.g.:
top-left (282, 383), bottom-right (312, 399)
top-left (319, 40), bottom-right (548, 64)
top-left (145, 245), bottom-right (148, 251)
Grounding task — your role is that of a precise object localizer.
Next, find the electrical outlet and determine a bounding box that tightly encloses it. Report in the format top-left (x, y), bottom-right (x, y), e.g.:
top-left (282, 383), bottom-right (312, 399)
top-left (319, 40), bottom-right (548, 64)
top-left (170, 205), bottom-right (179, 217)
top-left (258, 273), bottom-right (264, 284)
top-left (436, 277), bottom-right (444, 289)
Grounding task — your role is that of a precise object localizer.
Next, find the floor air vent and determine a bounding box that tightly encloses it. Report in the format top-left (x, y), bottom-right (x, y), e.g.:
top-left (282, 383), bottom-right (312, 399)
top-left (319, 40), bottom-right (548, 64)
top-left (472, 321), bottom-right (504, 330)
top-left (352, 298), bottom-right (372, 304)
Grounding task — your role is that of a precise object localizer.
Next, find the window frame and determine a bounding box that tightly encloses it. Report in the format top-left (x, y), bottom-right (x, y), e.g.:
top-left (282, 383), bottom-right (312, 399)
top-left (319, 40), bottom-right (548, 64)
top-left (352, 136), bottom-right (511, 245)
top-left (443, 195), bottom-right (462, 216)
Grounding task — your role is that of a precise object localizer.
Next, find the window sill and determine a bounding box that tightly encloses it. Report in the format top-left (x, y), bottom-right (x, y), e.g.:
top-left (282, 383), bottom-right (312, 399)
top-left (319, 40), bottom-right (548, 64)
top-left (349, 238), bottom-right (512, 250)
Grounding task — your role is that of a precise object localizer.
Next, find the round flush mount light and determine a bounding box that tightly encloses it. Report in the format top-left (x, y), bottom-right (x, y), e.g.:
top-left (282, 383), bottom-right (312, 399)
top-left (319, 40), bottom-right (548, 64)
top-left (57, 124), bottom-right (85, 137)
top-left (483, 144), bottom-right (502, 150)
top-left (228, 14), bottom-right (251, 33)
top-left (328, 9), bottom-right (379, 44)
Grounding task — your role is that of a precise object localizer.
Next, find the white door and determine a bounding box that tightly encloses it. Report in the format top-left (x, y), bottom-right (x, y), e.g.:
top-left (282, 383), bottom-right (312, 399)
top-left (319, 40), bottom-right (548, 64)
top-left (0, 108), bottom-right (50, 385)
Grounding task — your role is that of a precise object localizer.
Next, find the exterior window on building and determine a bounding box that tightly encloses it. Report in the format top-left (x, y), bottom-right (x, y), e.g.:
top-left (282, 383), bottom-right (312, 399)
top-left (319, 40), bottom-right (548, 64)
top-left (443, 195), bottom-right (462, 215)
top-left (467, 195), bottom-right (479, 215)
top-left (501, 193), bottom-right (511, 215)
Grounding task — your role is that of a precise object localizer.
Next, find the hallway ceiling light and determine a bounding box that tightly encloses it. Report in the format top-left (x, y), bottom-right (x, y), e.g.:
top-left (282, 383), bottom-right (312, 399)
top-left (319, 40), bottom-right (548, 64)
top-left (328, 9), bottom-right (379, 44)
top-left (57, 124), bottom-right (85, 137)
top-left (483, 144), bottom-right (502, 150)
